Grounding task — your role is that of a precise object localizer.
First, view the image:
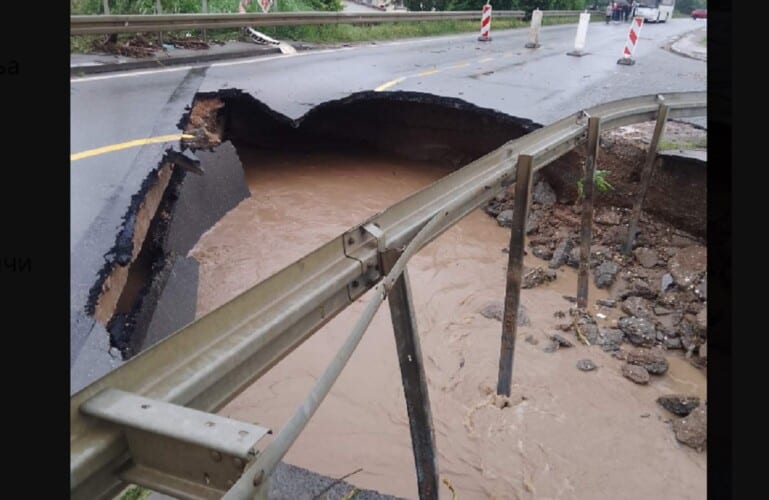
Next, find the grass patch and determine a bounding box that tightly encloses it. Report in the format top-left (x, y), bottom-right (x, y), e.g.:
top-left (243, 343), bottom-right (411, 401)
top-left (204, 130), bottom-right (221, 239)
top-left (118, 485), bottom-right (150, 500)
top-left (72, 0), bottom-right (262, 15)
top-left (70, 5), bottom-right (597, 52)
top-left (258, 18), bottom-right (529, 43)
top-left (658, 137), bottom-right (707, 150)
top-left (71, 19), bottom-right (539, 51)
top-left (71, 0), bottom-right (340, 14)
top-left (542, 15), bottom-right (603, 25)
top-left (71, 34), bottom-right (103, 53)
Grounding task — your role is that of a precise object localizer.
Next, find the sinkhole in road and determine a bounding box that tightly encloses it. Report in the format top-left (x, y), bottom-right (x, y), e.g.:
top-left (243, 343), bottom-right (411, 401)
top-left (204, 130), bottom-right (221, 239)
top-left (89, 90), bottom-right (548, 358)
top-left (86, 90), bottom-right (706, 498)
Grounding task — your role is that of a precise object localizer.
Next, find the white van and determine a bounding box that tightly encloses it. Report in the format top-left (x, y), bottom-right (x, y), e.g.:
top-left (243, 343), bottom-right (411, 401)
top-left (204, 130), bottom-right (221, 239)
top-left (634, 0), bottom-right (675, 23)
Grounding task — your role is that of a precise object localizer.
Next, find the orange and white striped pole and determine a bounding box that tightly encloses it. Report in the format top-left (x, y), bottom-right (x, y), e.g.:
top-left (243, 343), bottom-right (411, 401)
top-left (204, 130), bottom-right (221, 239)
top-left (617, 16), bottom-right (644, 65)
top-left (478, 1), bottom-right (492, 42)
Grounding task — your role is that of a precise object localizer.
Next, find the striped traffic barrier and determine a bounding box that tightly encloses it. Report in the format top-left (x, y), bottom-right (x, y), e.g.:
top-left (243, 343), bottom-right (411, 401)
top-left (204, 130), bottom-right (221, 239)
top-left (617, 16), bottom-right (644, 65)
top-left (478, 2), bottom-right (492, 42)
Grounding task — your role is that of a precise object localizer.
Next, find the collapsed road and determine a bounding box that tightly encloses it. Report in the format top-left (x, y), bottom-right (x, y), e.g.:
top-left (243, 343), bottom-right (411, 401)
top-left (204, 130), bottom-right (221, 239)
top-left (71, 20), bottom-right (705, 378)
top-left (70, 18), bottom-right (706, 500)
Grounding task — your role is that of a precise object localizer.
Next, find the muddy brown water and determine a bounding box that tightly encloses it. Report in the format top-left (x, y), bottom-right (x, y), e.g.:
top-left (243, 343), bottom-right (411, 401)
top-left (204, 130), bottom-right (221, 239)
top-left (190, 150), bottom-right (706, 500)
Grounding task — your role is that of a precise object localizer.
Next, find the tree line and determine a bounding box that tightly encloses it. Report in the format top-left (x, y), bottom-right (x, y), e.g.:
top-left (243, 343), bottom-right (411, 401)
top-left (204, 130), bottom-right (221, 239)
top-left (403, 1), bottom-right (591, 12)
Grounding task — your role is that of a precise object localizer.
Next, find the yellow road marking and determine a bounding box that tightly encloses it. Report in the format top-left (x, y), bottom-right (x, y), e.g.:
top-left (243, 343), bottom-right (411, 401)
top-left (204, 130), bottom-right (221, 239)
top-left (374, 57), bottom-right (489, 92)
top-left (71, 134), bottom-right (196, 161)
top-left (374, 77), bottom-right (406, 92)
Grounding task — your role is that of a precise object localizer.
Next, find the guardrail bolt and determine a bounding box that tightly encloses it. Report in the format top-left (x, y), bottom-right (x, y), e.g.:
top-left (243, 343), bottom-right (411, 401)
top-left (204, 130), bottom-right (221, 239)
top-left (233, 457), bottom-right (245, 470)
top-left (210, 450), bottom-right (222, 462)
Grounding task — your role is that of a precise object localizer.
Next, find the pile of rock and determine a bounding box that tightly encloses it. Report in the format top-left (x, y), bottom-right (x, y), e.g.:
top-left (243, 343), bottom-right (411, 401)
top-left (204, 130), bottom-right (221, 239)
top-left (484, 179), bottom-right (707, 368)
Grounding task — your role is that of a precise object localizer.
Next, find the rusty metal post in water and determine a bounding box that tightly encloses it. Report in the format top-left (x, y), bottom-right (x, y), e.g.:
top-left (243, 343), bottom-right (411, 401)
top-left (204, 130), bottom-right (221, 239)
top-left (223, 213), bottom-right (446, 500)
top-left (497, 154), bottom-right (534, 396)
top-left (577, 117), bottom-right (601, 309)
top-left (383, 249), bottom-right (439, 500)
top-left (623, 101), bottom-right (671, 255)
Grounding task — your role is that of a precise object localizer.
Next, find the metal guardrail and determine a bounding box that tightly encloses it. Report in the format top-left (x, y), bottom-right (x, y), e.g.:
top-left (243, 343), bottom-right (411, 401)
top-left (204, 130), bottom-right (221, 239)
top-left (70, 11), bottom-right (526, 35)
top-left (70, 92), bottom-right (706, 500)
top-left (542, 9), bottom-right (602, 16)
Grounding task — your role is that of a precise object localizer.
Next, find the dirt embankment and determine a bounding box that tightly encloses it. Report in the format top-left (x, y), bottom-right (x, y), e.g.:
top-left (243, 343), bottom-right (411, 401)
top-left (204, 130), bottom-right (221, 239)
top-left (483, 120), bottom-right (708, 450)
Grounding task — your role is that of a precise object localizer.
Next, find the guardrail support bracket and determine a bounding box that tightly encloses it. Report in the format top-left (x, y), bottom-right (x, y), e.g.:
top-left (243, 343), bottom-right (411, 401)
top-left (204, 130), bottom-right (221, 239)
top-left (80, 389), bottom-right (270, 499)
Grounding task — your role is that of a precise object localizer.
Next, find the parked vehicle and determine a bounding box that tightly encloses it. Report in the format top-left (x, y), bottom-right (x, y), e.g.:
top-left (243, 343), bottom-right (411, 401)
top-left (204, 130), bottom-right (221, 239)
top-left (634, 0), bottom-right (675, 23)
top-left (691, 9), bottom-right (707, 19)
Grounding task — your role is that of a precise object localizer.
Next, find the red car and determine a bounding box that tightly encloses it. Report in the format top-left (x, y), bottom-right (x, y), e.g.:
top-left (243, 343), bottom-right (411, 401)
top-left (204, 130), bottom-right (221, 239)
top-left (691, 9), bottom-right (707, 19)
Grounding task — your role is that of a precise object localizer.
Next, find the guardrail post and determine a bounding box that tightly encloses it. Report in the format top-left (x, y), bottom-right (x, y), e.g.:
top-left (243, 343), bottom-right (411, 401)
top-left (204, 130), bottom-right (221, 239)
top-left (496, 154), bottom-right (534, 396)
top-left (382, 249), bottom-right (439, 500)
top-left (623, 100), bottom-right (670, 255)
top-left (525, 8), bottom-right (543, 48)
top-left (577, 117), bottom-right (601, 308)
top-left (202, 0), bottom-right (208, 43)
top-left (102, 0), bottom-right (110, 15)
top-left (156, 0), bottom-right (163, 46)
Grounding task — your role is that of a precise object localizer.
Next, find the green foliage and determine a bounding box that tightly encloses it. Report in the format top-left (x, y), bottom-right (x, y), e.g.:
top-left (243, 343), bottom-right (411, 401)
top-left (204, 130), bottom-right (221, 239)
top-left (72, 1), bottom-right (242, 15)
top-left (517, 0), bottom-right (588, 12)
top-left (404, 0), bottom-right (449, 10)
top-left (73, 0), bottom-right (319, 15)
top-left (71, 0), bottom-right (592, 51)
top-left (673, 0), bottom-right (706, 14)
top-left (119, 486), bottom-right (150, 500)
top-left (72, 0), bottom-right (593, 14)
top-left (309, 0), bottom-right (343, 11)
top-left (657, 137), bottom-right (707, 151)
top-left (404, 0), bottom-right (589, 11)
top-left (257, 17), bottom-right (526, 42)
top-left (405, 0), bottom-right (588, 10)
top-left (577, 169), bottom-right (614, 199)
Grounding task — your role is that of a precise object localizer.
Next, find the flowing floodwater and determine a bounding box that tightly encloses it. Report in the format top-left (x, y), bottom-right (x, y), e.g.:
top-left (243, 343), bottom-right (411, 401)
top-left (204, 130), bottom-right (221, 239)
top-left (190, 149), bottom-right (706, 500)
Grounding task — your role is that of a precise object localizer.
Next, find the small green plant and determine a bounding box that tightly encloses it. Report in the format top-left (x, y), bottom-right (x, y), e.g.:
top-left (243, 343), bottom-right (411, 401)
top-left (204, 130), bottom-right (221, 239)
top-left (577, 169), bottom-right (614, 199)
top-left (658, 137), bottom-right (707, 151)
top-left (118, 485), bottom-right (150, 500)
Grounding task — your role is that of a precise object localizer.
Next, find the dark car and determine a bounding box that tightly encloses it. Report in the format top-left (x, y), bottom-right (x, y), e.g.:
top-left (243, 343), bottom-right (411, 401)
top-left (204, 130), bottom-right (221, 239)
top-left (691, 9), bottom-right (707, 19)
